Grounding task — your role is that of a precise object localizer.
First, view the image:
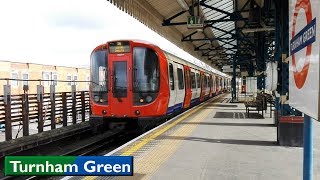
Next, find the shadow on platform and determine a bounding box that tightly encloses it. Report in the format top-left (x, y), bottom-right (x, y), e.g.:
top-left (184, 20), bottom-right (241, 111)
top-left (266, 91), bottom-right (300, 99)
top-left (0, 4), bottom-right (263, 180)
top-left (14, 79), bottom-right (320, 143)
top-left (161, 135), bottom-right (277, 147)
top-left (204, 104), bottom-right (238, 108)
top-left (213, 112), bottom-right (264, 119)
top-left (179, 122), bottom-right (274, 127)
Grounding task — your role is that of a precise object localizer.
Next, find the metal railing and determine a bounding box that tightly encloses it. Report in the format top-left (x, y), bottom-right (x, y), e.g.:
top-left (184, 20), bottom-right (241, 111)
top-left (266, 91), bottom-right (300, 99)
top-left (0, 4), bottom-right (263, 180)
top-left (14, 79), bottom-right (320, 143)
top-left (0, 78), bottom-right (91, 142)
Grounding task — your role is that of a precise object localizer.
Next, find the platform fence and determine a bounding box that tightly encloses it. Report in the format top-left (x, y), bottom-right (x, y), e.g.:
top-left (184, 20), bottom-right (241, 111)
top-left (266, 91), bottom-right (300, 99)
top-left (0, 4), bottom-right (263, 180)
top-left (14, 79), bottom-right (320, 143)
top-left (0, 78), bottom-right (91, 142)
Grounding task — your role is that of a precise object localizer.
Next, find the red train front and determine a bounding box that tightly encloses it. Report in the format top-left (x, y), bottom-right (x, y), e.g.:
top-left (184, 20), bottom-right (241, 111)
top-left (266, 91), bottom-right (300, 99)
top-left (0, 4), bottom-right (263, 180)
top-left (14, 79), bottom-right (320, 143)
top-left (89, 40), bottom-right (170, 130)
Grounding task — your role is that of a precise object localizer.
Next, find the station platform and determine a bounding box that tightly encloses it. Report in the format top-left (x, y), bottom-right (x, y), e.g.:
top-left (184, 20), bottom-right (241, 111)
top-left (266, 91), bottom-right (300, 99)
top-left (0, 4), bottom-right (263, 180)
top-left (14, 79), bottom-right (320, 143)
top-left (74, 94), bottom-right (320, 180)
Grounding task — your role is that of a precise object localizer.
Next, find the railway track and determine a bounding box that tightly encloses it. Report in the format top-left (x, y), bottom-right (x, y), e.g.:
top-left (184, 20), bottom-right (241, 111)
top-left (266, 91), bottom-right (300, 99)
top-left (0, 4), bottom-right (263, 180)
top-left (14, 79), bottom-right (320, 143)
top-left (0, 128), bottom-right (138, 180)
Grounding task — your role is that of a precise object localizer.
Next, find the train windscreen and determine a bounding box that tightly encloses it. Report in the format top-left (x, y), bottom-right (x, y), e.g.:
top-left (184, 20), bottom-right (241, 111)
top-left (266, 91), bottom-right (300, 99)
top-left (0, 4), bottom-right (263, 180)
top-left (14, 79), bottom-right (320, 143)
top-left (133, 47), bottom-right (159, 105)
top-left (90, 50), bottom-right (108, 104)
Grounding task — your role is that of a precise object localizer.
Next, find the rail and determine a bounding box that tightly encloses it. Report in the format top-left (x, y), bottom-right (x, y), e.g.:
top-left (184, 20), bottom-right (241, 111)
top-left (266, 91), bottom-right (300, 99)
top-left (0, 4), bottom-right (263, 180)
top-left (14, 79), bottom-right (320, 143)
top-left (0, 90), bottom-right (91, 141)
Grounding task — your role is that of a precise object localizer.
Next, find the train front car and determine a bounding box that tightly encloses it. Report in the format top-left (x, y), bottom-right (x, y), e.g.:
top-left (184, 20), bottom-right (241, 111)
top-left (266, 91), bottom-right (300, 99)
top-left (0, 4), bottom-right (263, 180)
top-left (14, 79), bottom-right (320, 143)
top-left (89, 40), bottom-right (169, 131)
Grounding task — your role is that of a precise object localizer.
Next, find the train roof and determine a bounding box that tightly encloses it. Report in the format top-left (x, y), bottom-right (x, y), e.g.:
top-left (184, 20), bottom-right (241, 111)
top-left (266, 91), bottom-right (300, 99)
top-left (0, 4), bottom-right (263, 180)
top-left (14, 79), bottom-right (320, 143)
top-left (162, 50), bottom-right (229, 78)
top-left (100, 39), bottom-right (230, 78)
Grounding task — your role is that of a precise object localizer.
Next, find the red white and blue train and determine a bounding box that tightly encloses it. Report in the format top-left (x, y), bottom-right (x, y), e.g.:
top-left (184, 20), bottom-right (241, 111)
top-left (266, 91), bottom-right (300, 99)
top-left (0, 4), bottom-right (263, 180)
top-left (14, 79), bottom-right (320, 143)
top-left (89, 40), bottom-right (230, 131)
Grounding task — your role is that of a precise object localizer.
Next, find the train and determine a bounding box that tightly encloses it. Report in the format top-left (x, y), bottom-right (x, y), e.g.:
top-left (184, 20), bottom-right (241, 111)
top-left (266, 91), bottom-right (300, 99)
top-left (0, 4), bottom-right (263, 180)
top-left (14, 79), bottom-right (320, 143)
top-left (89, 40), bottom-right (231, 132)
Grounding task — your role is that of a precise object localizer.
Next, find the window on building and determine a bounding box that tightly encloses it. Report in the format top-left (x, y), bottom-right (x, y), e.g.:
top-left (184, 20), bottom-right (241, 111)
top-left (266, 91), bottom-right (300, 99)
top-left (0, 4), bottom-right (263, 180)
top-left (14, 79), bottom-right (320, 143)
top-left (177, 68), bottom-right (184, 90)
top-left (67, 75), bottom-right (72, 86)
top-left (73, 75), bottom-right (78, 85)
top-left (42, 72), bottom-right (50, 86)
top-left (169, 63), bottom-right (174, 90)
top-left (52, 74), bottom-right (58, 86)
top-left (86, 76), bottom-right (90, 85)
top-left (22, 73), bottom-right (28, 86)
top-left (86, 76), bottom-right (90, 89)
top-left (11, 72), bottom-right (18, 87)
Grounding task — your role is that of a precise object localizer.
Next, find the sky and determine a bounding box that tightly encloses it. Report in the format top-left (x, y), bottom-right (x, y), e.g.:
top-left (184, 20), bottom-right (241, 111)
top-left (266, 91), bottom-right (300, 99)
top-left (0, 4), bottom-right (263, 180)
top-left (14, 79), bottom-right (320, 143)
top-left (0, 0), bottom-right (222, 74)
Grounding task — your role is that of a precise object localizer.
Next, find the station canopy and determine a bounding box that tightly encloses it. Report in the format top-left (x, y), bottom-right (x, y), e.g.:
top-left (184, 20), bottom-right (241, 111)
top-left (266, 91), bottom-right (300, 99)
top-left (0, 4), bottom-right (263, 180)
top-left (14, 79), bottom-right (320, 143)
top-left (107, 0), bottom-right (275, 74)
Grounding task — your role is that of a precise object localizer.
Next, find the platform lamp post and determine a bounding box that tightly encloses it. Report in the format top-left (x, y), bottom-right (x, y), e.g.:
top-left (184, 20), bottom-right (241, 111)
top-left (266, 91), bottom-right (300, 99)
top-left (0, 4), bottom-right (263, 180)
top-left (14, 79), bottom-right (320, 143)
top-left (231, 59), bottom-right (237, 102)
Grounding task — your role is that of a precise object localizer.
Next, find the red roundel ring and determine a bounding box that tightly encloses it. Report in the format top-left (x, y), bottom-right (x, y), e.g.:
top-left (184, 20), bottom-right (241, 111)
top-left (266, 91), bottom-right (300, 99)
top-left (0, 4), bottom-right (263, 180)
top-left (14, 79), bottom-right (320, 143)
top-left (291, 0), bottom-right (312, 89)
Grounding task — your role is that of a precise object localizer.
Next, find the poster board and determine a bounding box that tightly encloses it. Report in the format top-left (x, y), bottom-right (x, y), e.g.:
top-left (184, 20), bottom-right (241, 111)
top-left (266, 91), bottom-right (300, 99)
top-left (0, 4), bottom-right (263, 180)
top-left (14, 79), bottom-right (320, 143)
top-left (246, 77), bottom-right (257, 94)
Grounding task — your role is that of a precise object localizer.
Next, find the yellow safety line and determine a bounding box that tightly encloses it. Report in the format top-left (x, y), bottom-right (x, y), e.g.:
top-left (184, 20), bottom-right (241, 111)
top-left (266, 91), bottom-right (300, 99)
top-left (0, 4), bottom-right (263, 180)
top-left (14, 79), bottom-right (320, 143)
top-left (83, 95), bottom-right (223, 180)
top-left (128, 108), bottom-right (213, 180)
top-left (121, 104), bottom-right (205, 156)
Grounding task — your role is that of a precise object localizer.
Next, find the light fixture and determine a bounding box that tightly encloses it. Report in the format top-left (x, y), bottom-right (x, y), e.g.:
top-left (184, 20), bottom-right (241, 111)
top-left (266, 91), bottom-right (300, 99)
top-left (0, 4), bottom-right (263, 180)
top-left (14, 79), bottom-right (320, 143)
top-left (242, 27), bottom-right (275, 33)
top-left (176, 0), bottom-right (189, 10)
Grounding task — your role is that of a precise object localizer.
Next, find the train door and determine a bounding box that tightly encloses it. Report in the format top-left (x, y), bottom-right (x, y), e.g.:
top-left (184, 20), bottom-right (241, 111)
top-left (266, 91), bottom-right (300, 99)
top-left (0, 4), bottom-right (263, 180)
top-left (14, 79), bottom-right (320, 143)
top-left (205, 75), bottom-right (210, 98)
top-left (216, 76), bottom-right (219, 93)
top-left (200, 71), bottom-right (206, 102)
top-left (183, 65), bottom-right (191, 109)
top-left (190, 69), bottom-right (198, 105)
top-left (209, 75), bottom-right (213, 97)
top-left (221, 78), bottom-right (224, 91)
top-left (108, 55), bottom-right (132, 116)
top-left (175, 64), bottom-right (186, 110)
top-left (212, 75), bottom-right (216, 96)
top-left (167, 62), bottom-right (177, 113)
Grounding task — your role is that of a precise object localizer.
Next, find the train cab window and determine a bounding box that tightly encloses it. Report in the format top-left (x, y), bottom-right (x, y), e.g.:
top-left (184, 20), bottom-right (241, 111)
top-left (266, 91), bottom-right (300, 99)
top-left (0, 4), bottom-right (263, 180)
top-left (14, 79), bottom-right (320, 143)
top-left (196, 73), bottom-right (200, 88)
top-left (177, 68), bottom-right (184, 90)
top-left (191, 72), bottom-right (196, 89)
top-left (169, 63), bottom-right (174, 90)
top-left (133, 47), bottom-right (159, 105)
top-left (133, 47), bottom-right (159, 92)
top-left (90, 49), bottom-right (108, 104)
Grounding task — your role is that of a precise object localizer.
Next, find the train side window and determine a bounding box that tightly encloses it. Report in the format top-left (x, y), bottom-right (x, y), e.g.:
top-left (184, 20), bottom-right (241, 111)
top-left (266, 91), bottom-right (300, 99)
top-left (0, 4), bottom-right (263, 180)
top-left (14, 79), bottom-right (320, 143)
top-left (169, 63), bottom-right (174, 90)
top-left (177, 68), bottom-right (184, 90)
top-left (196, 73), bottom-right (200, 88)
top-left (204, 75), bottom-right (207, 88)
top-left (191, 72), bottom-right (196, 89)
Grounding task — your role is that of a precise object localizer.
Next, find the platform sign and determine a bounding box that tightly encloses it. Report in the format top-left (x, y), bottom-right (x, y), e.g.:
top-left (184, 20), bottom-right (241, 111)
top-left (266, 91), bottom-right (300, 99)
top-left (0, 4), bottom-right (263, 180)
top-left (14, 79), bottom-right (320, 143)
top-left (289, 0), bottom-right (320, 120)
top-left (187, 16), bottom-right (203, 29)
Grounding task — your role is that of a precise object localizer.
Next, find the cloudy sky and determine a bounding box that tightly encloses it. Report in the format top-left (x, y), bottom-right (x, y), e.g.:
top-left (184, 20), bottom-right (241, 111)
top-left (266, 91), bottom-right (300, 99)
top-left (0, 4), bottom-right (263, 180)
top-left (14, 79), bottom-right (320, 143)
top-left (0, 0), bottom-right (208, 68)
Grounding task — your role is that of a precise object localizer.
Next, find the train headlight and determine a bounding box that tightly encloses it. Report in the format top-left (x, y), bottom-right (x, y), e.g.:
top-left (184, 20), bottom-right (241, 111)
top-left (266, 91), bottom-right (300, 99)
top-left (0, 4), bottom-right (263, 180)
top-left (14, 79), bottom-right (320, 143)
top-left (145, 95), bottom-right (153, 103)
top-left (139, 98), bottom-right (144, 103)
top-left (94, 95), bottom-right (100, 102)
top-left (135, 110), bottom-right (140, 115)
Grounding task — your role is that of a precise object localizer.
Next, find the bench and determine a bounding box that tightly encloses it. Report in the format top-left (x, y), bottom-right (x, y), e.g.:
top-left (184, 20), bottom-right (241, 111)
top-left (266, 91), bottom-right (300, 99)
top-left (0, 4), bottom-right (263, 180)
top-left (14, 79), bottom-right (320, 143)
top-left (244, 93), bottom-right (267, 118)
top-left (263, 93), bottom-right (275, 118)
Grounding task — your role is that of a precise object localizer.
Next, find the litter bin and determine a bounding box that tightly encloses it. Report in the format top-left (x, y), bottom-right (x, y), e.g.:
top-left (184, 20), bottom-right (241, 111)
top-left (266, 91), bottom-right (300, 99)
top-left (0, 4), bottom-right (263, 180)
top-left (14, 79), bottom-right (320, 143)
top-left (278, 116), bottom-right (303, 147)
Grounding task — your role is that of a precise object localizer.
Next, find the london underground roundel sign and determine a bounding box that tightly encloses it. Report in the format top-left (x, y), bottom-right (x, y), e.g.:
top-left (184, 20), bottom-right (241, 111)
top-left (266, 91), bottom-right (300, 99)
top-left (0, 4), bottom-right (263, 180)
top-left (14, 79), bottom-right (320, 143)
top-left (290, 0), bottom-right (315, 89)
top-left (289, 0), bottom-right (319, 120)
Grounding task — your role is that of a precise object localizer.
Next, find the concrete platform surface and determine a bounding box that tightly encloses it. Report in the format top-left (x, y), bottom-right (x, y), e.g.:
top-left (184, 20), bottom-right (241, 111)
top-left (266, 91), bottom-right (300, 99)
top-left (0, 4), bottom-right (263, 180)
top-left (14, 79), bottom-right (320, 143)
top-left (75, 94), bottom-right (320, 180)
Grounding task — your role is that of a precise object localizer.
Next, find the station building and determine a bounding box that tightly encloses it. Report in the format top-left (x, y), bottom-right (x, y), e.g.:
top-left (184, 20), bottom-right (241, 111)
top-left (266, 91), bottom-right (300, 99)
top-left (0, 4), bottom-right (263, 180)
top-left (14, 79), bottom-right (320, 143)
top-left (0, 60), bottom-right (90, 95)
